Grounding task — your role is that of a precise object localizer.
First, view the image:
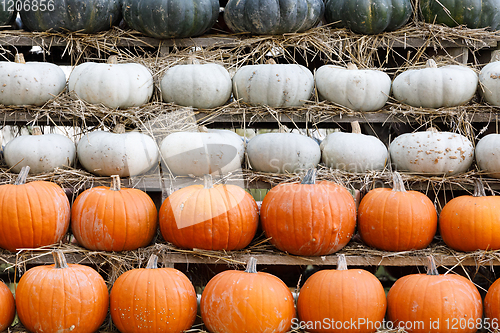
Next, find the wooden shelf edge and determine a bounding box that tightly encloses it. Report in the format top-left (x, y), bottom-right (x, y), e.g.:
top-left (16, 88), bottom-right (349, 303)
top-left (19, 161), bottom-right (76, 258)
top-left (6, 249), bottom-right (498, 267)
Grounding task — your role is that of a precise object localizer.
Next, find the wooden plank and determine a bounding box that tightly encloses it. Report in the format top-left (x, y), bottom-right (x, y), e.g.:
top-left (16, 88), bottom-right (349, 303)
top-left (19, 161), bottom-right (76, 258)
top-left (0, 34), bottom-right (497, 50)
top-left (3, 251), bottom-right (497, 267)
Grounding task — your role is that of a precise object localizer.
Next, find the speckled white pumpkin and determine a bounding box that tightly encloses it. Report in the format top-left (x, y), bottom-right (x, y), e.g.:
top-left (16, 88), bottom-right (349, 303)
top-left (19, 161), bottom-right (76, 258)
top-left (479, 61), bottom-right (500, 105)
top-left (4, 130), bottom-right (76, 174)
top-left (77, 127), bottom-right (159, 177)
top-left (68, 56), bottom-right (153, 109)
top-left (247, 133), bottom-right (321, 173)
top-left (315, 63), bottom-right (391, 111)
top-left (160, 129), bottom-right (244, 176)
top-left (389, 128), bottom-right (474, 175)
top-left (0, 54), bottom-right (66, 106)
top-left (232, 62), bottom-right (314, 107)
top-left (392, 59), bottom-right (478, 108)
top-left (321, 122), bottom-right (388, 172)
top-left (475, 134), bottom-right (500, 178)
top-left (161, 63), bottom-right (232, 109)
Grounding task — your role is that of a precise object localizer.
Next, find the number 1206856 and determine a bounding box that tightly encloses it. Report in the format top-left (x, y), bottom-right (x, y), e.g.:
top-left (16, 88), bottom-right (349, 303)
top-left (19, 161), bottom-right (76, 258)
top-left (1, 0), bottom-right (55, 12)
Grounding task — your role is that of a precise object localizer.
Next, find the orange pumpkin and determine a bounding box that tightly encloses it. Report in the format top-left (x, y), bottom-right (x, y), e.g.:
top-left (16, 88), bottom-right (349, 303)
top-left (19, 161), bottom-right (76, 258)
top-left (440, 179), bottom-right (500, 251)
top-left (110, 254), bottom-right (197, 333)
top-left (0, 281), bottom-right (15, 331)
top-left (485, 277), bottom-right (500, 329)
top-left (387, 256), bottom-right (482, 333)
top-left (260, 169), bottom-right (356, 256)
top-left (357, 172), bottom-right (437, 251)
top-left (159, 175), bottom-right (259, 250)
top-left (200, 257), bottom-right (295, 333)
top-left (297, 254), bottom-right (387, 333)
top-left (0, 166), bottom-right (70, 252)
top-left (16, 250), bottom-right (109, 333)
top-left (71, 175), bottom-right (157, 251)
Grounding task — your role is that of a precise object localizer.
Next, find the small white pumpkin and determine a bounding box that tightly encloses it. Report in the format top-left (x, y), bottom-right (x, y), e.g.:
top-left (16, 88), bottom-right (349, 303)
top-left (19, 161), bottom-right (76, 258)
top-left (475, 134), bottom-right (500, 178)
top-left (479, 57), bottom-right (500, 105)
top-left (77, 124), bottom-right (159, 177)
top-left (315, 63), bottom-right (391, 111)
top-left (4, 128), bottom-right (76, 174)
top-left (321, 121), bottom-right (388, 172)
top-left (232, 60), bottom-right (314, 107)
top-left (247, 132), bottom-right (321, 173)
top-left (68, 56), bottom-right (153, 109)
top-left (0, 54), bottom-right (66, 106)
top-left (160, 128), bottom-right (244, 176)
top-left (389, 128), bottom-right (474, 175)
top-left (160, 63), bottom-right (232, 109)
top-left (392, 59), bottom-right (478, 108)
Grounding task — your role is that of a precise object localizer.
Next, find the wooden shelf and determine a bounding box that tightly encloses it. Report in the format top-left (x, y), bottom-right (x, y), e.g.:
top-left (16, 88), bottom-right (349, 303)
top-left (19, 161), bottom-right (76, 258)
top-left (6, 248), bottom-right (497, 267)
top-left (0, 32), bottom-right (497, 50)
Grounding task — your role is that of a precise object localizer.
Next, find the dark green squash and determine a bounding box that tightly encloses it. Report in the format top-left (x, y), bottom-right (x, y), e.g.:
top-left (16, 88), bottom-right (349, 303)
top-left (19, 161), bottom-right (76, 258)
top-left (420, 0), bottom-right (500, 30)
top-left (20, 0), bottom-right (121, 33)
top-left (224, 0), bottom-right (324, 35)
top-left (0, 3), bottom-right (15, 28)
top-left (122, 0), bottom-right (219, 39)
top-left (325, 0), bottom-right (412, 34)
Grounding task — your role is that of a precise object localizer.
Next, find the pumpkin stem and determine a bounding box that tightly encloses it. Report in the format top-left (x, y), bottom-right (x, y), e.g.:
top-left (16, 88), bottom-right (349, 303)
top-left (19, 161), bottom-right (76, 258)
top-left (351, 121), bottom-right (362, 134)
top-left (426, 256), bottom-right (439, 276)
top-left (245, 257), bottom-right (258, 273)
top-left (265, 58), bottom-right (277, 65)
top-left (146, 254), bottom-right (158, 269)
top-left (15, 53), bottom-right (26, 64)
top-left (14, 166), bottom-right (30, 185)
top-left (301, 168), bottom-right (317, 185)
top-left (426, 59), bottom-right (438, 68)
top-left (198, 125), bottom-right (209, 133)
top-left (32, 127), bottom-right (42, 136)
top-left (114, 123), bottom-right (126, 134)
top-left (53, 250), bottom-right (69, 269)
top-left (204, 174), bottom-right (214, 189)
top-left (186, 56), bottom-right (200, 65)
top-left (426, 127), bottom-right (439, 133)
top-left (473, 179), bottom-right (486, 197)
top-left (337, 254), bottom-right (348, 271)
top-left (110, 175), bottom-right (121, 191)
top-left (392, 172), bottom-right (407, 193)
top-left (346, 63), bottom-right (358, 70)
top-left (107, 55), bottom-right (118, 64)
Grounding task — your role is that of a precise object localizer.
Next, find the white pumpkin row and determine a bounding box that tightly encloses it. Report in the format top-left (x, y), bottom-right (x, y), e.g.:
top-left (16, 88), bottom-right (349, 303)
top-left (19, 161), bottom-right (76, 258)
top-left (7, 123), bottom-right (500, 179)
top-left (4, 55), bottom-right (500, 110)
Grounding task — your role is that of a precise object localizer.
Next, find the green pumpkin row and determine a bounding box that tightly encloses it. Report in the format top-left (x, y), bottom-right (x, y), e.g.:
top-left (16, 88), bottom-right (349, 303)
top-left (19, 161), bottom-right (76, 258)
top-left (2, 55), bottom-right (499, 111)
top-left (1, 0), bottom-right (499, 36)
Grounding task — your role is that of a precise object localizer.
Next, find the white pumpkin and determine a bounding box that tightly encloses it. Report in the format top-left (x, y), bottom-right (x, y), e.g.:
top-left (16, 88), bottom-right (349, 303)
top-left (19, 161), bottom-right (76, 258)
top-left (392, 59), bottom-right (478, 108)
top-left (247, 132), bottom-right (321, 173)
top-left (160, 63), bottom-right (232, 109)
top-left (0, 54), bottom-right (66, 106)
top-left (160, 128), bottom-right (244, 176)
top-left (4, 128), bottom-right (76, 174)
top-left (389, 128), bottom-right (474, 175)
top-left (232, 61), bottom-right (314, 107)
top-left (321, 121), bottom-right (388, 172)
top-left (77, 125), bottom-right (159, 177)
top-left (475, 134), bottom-right (500, 178)
top-left (315, 63), bottom-right (391, 111)
top-left (479, 60), bottom-right (500, 105)
top-left (68, 56), bottom-right (153, 109)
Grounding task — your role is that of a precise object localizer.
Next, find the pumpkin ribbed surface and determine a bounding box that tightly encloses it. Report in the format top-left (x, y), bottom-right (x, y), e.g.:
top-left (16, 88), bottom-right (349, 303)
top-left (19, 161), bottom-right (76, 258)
top-left (260, 180), bottom-right (356, 256)
top-left (71, 184), bottom-right (157, 252)
top-left (159, 183), bottom-right (259, 250)
top-left (110, 258), bottom-right (197, 333)
top-left (0, 181), bottom-right (70, 252)
top-left (16, 252), bottom-right (109, 333)
top-left (0, 281), bottom-right (15, 332)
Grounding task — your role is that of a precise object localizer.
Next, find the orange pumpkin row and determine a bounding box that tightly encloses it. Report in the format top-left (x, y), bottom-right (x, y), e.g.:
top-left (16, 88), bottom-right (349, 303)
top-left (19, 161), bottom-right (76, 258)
top-left (4, 251), bottom-right (500, 333)
top-left (0, 165), bottom-right (498, 255)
